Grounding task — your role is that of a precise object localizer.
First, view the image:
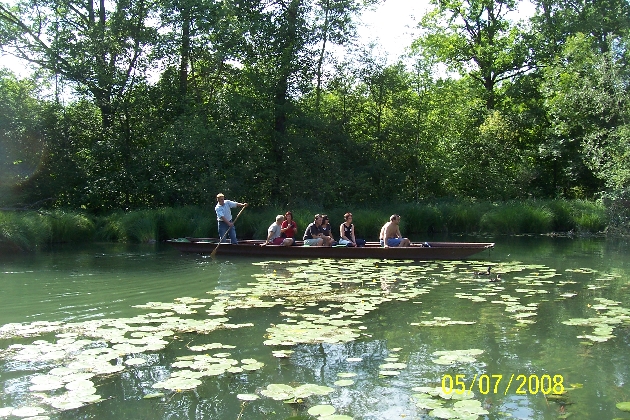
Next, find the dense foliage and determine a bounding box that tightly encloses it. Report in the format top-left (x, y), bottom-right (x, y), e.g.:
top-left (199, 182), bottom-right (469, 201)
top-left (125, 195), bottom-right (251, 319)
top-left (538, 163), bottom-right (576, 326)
top-left (1, 0), bottom-right (629, 228)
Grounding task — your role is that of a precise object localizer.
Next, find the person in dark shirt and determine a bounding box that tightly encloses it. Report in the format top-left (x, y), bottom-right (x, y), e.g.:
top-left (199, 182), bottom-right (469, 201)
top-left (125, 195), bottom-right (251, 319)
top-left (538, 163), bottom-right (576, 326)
top-left (338, 212), bottom-right (366, 247)
top-left (302, 214), bottom-right (326, 246)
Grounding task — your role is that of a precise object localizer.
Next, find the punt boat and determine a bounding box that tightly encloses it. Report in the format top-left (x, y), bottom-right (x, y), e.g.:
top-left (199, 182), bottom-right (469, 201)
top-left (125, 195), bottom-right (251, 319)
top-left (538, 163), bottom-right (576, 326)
top-left (166, 238), bottom-right (495, 260)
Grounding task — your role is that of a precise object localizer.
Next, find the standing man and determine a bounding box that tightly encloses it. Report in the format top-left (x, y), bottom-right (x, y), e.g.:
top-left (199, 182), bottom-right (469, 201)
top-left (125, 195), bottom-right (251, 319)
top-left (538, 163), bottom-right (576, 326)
top-left (379, 214), bottom-right (411, 247)
top-left (215, 193), bottom-right (247, 244)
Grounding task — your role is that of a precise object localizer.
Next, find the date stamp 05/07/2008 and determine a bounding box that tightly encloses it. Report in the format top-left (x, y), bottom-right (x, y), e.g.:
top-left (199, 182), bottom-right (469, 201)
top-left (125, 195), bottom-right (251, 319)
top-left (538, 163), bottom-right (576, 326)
top-left (441, 374), bottom-right (565, 396)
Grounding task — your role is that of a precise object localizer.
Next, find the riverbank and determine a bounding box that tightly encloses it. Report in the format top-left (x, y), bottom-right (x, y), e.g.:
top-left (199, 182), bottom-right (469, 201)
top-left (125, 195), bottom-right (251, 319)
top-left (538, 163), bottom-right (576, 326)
top-left (0, 199), bottom-right (612, 251)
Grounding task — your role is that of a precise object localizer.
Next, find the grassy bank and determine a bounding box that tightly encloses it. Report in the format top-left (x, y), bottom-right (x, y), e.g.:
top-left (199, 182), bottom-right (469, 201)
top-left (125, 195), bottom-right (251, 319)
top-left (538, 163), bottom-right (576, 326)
top-left (0, 199), bottom-right (612, 251)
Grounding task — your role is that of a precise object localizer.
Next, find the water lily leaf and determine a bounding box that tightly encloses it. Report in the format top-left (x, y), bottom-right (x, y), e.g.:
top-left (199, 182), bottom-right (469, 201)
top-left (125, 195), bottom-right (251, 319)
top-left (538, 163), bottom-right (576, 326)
top-left (124, 357), bottom-right (147, 366)
top-left (29, 376), bottom-right (66, 392)
top-left (617, 402), bottom-right (630, 412)
top-left (414, 398), bottom-right (444, 410)
top-left (152, 377), bottom-right (202, 390)
top-left (308, 404), bottom-right (336, 416)
top-left (48, 399), bottom-right (85, 410)
top-left (334, 379), bottom-right (354, 386)
top-left (260, 383), bottom-right (294, 400)
top-left (379, 362), bottom-right (406, 370)
top-left (143, 393), bottom-right (164, 399)
top-left (429, 407), bottom-right (458, 419)
top-left (0, 407), bottom-right (13, 417)
top-left (237, 394), bottom-right (259, 401)
top-left (379, 370), bottom-right (400, 376)
top-left (10, 406), bottom-right (46, 417)
top-left (242, 363), bottom-right (264, 371)
top-left (453, 399), bottom-right (489, 415)
top-left (74, 393), bottom-right (102, 403)
top-left (48, 367), bottom-right (76, 376)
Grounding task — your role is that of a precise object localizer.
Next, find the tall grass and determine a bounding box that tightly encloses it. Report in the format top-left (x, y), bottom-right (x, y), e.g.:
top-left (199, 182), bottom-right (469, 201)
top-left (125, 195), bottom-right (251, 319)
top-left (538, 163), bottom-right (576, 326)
top-left (479, 202), bottom-right (554, 234)
top-left (0, 210), bottom-right (94, 250)
top-left (0, 199), bottom-right (612, 250)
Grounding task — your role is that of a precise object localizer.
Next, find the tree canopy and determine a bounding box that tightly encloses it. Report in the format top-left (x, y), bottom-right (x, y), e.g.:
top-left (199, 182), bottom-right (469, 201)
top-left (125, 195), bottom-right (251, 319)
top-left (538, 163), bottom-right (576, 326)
top-left (1, 0), bottom-right (629, 212)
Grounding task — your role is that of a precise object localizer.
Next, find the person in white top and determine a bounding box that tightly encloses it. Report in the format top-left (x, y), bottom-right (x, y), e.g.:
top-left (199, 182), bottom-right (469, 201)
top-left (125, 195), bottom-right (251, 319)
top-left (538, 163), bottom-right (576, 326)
top-left (215, 193), bottom-right (247, 243)
top-left (263, 215), bottom-right (293, 246)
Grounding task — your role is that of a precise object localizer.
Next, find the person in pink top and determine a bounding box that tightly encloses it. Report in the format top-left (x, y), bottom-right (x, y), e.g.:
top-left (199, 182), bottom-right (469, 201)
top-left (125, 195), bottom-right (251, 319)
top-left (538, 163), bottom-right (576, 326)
top-left (280, 211), bottom-right (298, 245)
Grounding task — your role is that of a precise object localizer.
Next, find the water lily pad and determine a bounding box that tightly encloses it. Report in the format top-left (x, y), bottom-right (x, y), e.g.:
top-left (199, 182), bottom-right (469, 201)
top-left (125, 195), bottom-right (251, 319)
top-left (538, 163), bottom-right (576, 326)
top-left (30, 376), bottom-right (65, 392)
top-left (237, 394), bottom-right (260, 401)
top-left (452, 399), bottom-right (489, 416)
top-left (379, 370), bottom-right (400, 376)
top-left (308, 404), bottom-right (336, 416)
top-left (48, 398), bottom-right (85, 410)
top-left (11, 406), bottom-right (46, 417)
top-left (429, 407), bottom-right (458, 419)
top-left (152, 377), bottom-right (202, 390)
top-left (64, 379), bottom-right (94, 390)
top-left (260, 383), bottom-right (294, 400)
top-left (379, 362), bottom-right (406, 370)
top-left (617, 402), bottom-right (630, 412)
top-left (334, 379), bottom-right (354, 386)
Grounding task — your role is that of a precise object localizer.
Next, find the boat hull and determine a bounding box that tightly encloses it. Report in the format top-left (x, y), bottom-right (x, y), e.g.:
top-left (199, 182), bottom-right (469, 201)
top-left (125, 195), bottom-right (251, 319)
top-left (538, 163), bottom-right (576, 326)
top-left (166, 239), bottom-right (494, 260)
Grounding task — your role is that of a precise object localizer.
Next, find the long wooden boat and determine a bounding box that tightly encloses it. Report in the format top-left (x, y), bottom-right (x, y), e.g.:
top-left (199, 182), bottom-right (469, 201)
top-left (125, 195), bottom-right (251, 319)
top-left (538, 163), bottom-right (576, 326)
top-left (166, 238), bottom-right (495, 260)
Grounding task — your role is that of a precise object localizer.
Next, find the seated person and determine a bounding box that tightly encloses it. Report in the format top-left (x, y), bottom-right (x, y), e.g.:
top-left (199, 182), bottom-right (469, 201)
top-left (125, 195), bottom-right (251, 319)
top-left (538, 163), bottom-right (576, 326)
top-left (302, 214), bottom-right (326, 246)
top-left (264, 215), bottom-right (293, 246)
top-left (338, 212), bottom-right (366, 247)
top-left (379, 214), bottom-right (411, 247)
top-left (280, 211), bottom-right (298, 245)
top-left (320, 215), bottom-right (337, 246)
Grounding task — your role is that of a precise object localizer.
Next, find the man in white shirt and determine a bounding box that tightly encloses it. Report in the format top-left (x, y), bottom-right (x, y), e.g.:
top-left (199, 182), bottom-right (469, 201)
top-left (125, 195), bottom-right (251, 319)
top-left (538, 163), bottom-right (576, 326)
top-left (215, 193), bottom-right (247, 243)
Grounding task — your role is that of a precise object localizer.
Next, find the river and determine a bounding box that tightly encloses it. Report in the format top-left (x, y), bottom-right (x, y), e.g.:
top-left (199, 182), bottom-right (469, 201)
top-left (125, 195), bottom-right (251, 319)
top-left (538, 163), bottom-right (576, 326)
top-left (0, 236), bottom-right (629, 419)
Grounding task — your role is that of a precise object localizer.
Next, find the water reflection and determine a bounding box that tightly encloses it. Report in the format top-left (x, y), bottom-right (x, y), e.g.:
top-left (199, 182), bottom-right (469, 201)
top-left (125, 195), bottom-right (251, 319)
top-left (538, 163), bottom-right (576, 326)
top-left (0, 239), bottom-right (629, 419)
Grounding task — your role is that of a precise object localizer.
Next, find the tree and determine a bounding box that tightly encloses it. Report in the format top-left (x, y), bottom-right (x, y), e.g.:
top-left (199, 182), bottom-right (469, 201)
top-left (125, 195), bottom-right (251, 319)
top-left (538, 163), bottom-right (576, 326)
top-left (414, 0), bottom-right (532, 109)
top-left (0, 0), bottom-right (156, 129)
top-left (531, 0), bottom-right (630, 59)
top-left (0, 70), bottom-right (46, 206)
top-left (542, 33), bottom-right (629, 197)
top-left (311, 0), bottom-right (366, 110)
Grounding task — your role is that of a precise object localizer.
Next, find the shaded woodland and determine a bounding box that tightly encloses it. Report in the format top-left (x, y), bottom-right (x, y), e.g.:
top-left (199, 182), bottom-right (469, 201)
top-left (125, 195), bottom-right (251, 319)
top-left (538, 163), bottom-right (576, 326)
top-left (1, 0), bottom-right (630, 213)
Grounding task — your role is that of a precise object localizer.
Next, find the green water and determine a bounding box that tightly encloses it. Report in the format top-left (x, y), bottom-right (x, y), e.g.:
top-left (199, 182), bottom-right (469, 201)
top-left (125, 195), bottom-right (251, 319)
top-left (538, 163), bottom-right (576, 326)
top-left (0, 237), bottom-right (629, 419)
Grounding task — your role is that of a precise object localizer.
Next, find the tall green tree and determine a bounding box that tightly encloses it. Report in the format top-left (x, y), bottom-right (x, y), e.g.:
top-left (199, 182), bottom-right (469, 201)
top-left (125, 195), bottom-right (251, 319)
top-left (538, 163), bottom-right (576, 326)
top-left (1, 0), bottom-right (159, 210)
top-left (0, 0), bottom-right (156, 129)
top-left (532, 0), bottom-right (630, 59)
top-left (414, 0), bottom-right (532, 109)
top-left (542, 33), bottom-right (629, 197)
top-left (0, 70), bottom-right (46, 206)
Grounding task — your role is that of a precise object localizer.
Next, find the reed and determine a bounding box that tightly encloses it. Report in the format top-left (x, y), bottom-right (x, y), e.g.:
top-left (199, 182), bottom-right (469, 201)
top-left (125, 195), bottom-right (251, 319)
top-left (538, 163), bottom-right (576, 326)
top-left (479, 201), bottom-right (554, 234)
top-left (0, 199), bottom-right (612, 251)
top-left (0, 211), bottom-right (49, 250)
top-left (158, 207), bottom-right (215, 239)
top-left (48, 211), bottom-right (95, 243)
